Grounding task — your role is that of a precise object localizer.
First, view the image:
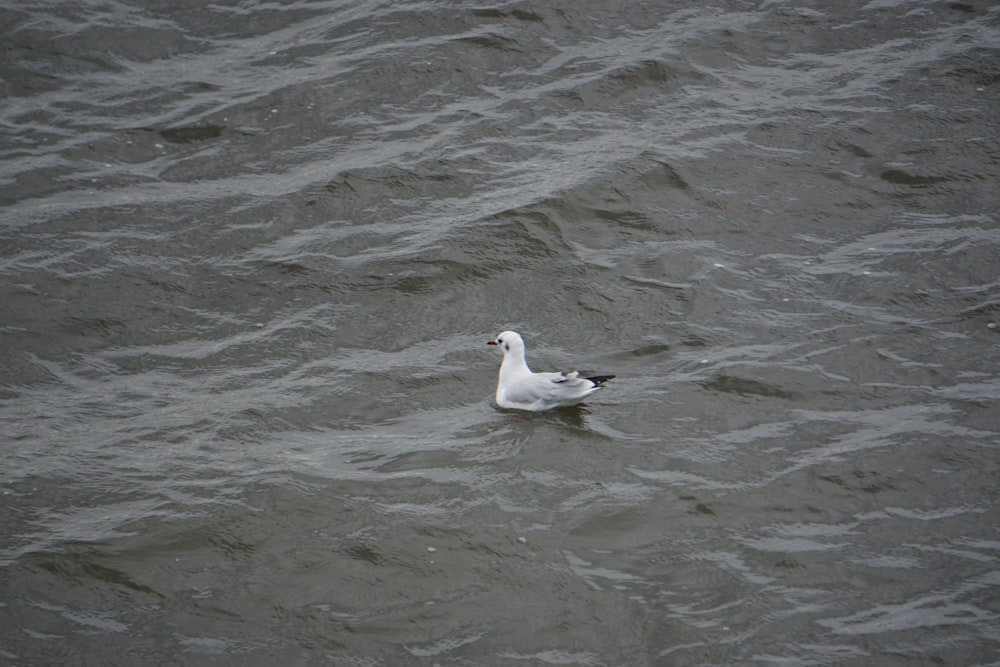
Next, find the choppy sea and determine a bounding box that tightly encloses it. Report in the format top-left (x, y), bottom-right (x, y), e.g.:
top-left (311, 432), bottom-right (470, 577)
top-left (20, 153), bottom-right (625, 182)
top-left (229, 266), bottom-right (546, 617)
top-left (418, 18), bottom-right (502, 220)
top-left (2, 0), bottom-right (1000, 664)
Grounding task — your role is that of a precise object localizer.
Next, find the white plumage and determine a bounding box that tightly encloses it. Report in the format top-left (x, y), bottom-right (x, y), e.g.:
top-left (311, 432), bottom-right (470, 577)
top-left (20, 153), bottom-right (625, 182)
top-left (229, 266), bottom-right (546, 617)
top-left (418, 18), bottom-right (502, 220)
top-left (487, 330), bottom-right (614, 411)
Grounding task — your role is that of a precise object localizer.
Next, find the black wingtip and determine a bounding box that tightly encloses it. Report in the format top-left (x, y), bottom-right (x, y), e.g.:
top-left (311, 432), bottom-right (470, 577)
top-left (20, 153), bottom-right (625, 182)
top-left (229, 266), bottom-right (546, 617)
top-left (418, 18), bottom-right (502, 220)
top-left (586, 375), bottom-right (615, 385)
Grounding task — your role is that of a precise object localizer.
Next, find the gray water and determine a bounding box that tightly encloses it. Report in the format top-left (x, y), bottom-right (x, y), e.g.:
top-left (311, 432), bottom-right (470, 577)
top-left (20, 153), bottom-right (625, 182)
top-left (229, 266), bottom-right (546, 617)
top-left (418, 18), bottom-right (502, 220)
top-left (2, 0), bottom-right (1000, 664)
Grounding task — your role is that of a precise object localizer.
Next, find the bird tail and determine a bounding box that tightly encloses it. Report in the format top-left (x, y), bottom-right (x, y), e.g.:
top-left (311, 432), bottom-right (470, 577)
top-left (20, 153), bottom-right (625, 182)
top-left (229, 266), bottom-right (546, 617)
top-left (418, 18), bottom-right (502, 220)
top-left (586, 375), bottom-right (615, 385)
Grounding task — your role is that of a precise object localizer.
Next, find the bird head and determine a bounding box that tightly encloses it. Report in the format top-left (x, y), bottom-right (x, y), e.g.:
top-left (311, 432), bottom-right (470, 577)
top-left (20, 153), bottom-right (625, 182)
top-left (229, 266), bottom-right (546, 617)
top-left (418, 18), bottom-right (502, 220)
top-left (487, 330), bottom-right (524, 355)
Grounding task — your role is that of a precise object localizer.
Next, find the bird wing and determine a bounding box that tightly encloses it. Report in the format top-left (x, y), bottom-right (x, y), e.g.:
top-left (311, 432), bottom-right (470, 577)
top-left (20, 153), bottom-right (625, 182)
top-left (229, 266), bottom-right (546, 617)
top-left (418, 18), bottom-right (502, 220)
top-left (551, 371), bottom-right (579, 383)
top-left (535, 371), bottom-right (600, 402)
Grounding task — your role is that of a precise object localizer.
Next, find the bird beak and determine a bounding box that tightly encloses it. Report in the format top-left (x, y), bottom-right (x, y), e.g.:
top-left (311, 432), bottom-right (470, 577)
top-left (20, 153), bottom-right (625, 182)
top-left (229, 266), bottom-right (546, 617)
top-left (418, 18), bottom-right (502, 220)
top-left (487, 339), bottom-right (498, 346)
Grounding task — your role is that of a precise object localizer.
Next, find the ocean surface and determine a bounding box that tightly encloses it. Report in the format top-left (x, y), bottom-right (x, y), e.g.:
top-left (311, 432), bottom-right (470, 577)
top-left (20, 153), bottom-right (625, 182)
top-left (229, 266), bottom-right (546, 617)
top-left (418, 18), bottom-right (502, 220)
top-left (2, 0), bottom-right (999, 664)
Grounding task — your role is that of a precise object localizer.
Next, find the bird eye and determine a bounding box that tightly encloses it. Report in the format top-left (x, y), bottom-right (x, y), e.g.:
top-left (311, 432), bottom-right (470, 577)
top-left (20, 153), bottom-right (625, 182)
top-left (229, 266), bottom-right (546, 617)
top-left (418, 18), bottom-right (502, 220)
top-left (497, 338), bottom-right (503, 344)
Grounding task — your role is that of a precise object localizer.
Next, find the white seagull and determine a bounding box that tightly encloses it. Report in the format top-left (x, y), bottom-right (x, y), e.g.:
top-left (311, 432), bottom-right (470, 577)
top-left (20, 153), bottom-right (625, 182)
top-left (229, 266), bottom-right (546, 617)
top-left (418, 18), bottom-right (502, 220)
top-left (487, 330), bottom-right (614, 411)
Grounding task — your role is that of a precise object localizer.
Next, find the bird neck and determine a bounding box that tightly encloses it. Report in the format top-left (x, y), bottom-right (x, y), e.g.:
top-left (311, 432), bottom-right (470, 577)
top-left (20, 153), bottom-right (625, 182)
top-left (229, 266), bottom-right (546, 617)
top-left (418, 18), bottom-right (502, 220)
top-left (500, 351), bottom-right (531, 377)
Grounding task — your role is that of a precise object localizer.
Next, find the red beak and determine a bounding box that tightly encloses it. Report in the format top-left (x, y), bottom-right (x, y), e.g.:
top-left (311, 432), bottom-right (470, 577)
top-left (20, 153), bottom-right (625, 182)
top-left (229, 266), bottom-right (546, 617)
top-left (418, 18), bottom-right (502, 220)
top-left (487, 339), bottom-right (498, 346)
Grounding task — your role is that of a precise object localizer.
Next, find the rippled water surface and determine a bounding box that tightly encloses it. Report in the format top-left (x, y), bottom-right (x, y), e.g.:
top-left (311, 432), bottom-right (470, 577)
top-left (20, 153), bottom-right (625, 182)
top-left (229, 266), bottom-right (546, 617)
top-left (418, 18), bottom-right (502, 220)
top-left (2, 0), bottom-right (1000, 664)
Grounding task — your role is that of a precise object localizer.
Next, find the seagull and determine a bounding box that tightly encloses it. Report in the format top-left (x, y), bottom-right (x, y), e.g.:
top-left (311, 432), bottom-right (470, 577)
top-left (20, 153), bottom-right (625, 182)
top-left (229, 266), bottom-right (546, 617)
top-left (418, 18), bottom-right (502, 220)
top-left (487, 330), bottom-right (614, 411)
